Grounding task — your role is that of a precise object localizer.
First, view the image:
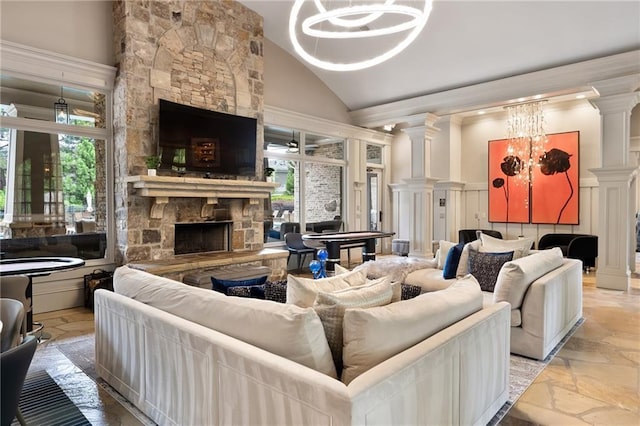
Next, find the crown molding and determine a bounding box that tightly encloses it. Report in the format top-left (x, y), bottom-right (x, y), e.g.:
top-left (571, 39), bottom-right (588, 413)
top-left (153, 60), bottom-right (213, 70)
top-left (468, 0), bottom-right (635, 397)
top-left (350, 50), bottom-right (640, 129)
top-left (0, 39), bottom-right (116, 90)
top-left (264, 105), bottom-right (393, 144)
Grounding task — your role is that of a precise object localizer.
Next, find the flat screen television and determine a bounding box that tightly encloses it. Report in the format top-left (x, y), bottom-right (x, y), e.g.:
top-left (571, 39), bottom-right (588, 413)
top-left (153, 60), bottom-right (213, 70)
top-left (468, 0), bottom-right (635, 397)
top-left (158, 99), bottom-right (257, 176)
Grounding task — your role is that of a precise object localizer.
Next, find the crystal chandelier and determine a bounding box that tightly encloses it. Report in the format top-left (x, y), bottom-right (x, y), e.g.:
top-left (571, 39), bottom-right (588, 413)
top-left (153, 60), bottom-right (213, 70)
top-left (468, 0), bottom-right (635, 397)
top-left (289, 0), bottom-right (433, 72)
top-left (505, 101), bottom-right (548, 185)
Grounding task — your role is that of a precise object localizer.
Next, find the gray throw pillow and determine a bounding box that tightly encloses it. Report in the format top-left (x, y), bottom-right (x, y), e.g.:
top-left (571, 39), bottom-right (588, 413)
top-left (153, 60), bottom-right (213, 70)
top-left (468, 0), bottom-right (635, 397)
top-left (468, 249), bottom-right (514, 292)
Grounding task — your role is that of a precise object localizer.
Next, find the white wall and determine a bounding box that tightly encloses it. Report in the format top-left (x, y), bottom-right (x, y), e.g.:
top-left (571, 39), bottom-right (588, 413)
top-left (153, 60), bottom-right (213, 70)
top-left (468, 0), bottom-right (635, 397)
top-left (0, 1), bottom-right (114, 66)
top-left (263, 39), bottom-right (352, 124)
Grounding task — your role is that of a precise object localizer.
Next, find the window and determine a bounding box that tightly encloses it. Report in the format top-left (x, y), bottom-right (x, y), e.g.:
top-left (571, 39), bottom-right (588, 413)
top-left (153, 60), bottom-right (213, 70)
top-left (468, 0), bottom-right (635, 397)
top-left (0, 73), bottom-right (112, 261)
top-left (263, 125), bottom-right (345, 242)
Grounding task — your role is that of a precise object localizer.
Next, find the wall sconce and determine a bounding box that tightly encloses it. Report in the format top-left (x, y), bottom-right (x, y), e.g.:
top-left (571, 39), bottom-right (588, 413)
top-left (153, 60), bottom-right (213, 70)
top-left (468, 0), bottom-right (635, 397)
top-left (54, 87), bottom-right (69, 124)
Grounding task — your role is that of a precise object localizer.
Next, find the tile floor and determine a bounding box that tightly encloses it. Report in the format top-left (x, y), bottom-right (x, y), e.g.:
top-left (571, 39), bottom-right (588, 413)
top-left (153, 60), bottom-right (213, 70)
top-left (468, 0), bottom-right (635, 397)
top-left (26, 264), bottom-right (640, 425)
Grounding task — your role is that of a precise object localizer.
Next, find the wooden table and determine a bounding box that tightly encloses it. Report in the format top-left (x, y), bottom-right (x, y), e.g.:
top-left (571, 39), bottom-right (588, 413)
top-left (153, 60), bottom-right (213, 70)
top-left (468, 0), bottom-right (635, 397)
top-left (0, 257), bottom-right (85, 332)
top-left (302, 231), bottom-right (395, 271)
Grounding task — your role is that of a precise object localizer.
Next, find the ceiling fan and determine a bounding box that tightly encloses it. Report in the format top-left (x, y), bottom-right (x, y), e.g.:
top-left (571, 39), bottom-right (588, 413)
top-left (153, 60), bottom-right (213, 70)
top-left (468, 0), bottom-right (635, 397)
top-left (287, 131), bottom-right (299, 153)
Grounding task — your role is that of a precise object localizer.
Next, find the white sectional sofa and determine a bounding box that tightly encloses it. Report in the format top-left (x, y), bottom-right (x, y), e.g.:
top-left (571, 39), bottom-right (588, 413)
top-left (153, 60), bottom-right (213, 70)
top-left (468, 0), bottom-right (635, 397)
top-left (397, 244), bottom-right (583, 360)
top-left (95, 266), bottom-right (511, 426)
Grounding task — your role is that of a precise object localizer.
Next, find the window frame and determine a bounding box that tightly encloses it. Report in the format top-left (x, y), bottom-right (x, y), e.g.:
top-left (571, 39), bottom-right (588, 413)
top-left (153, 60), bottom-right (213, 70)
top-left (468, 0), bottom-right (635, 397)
top-left (0, 40), bottom-right (117, 266)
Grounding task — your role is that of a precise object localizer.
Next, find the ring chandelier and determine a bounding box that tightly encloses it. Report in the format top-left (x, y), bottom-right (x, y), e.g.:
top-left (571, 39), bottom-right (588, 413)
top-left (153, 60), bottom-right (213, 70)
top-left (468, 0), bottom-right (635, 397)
top-left (289, 0), bottom-right (433, 72)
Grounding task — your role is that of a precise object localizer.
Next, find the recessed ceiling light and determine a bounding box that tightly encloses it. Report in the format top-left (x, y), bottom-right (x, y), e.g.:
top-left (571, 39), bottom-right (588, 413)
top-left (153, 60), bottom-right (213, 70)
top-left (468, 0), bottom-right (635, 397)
top-left (477, 110), bottom-right (485, 115)
top-left (576, 94), bottom-right (586, 99)
top-left (517, 97), bottom-right (525, 102)
top-left (533, 94), bottom-right (542, 99)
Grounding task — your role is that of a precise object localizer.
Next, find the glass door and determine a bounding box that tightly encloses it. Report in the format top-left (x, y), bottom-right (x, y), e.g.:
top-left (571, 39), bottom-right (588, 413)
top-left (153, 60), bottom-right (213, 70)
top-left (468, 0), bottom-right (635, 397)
top-left (367, 168), bottom-right (383, 252)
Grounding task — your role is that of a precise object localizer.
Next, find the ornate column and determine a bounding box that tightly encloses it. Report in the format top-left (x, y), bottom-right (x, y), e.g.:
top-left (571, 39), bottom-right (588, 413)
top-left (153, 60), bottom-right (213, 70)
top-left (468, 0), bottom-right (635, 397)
top-left (589, 75), bottom-right (640, 290)
top-left (395, 113), bottom-right (440, 258)
top-left (434, 115), bottom-right (464, 242)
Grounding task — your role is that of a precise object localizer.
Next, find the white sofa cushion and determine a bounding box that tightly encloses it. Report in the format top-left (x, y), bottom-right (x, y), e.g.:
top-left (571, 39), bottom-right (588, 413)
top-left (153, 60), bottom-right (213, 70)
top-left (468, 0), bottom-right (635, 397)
top-left (113, 266), bottom-right (338, 378)
top-left (286, 268), bottom-right (368, 308)
top-left (313, 276), bottom-right (393, 373)
top-left (493, 247), bottom-right (564, 311)
top-left (341, 275), bottom-right (483, 384)
top-left (480, 233), bottom-right (533, 259)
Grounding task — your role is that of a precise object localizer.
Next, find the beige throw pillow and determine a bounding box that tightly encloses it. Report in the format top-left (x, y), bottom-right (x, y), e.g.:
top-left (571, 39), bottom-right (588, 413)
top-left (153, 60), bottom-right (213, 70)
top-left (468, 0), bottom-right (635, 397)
top-left (479, 233), bottom-right (533, 259)
top-left (437, 240), bottom-right (457, 269)
top-left (286, 268), bottom-right (368, 308)
top-left (456, 239), bottom-right (482, 277)
top-left (313, 276), bottom-right (393, 374)
top-left (341, 275), bottom-right (483, 384)
top-left (113, 266), bottom-right (338, 378)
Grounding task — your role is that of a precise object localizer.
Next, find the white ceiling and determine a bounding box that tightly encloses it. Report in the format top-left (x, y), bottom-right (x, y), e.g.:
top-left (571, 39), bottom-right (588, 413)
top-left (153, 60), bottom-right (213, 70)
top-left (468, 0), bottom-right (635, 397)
top-left (238, 0), bottom-right (640, 111)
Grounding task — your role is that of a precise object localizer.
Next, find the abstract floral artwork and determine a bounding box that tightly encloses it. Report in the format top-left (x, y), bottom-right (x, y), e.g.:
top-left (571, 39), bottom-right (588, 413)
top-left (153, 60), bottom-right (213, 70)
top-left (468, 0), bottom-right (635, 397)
top-left (488, 131), bottom-right (580, 225)
top-left (531, 131), bottom-right (579, 224)
top-left (488, 138), bottom-right (530, 223)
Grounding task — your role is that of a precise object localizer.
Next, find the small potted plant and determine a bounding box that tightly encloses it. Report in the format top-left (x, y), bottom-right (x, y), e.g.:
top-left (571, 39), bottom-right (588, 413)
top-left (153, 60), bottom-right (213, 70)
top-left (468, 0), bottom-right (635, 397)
top-left (264, 166), bottom-right (275, 182)
top-left (145, 155), bottom-right (161, 176)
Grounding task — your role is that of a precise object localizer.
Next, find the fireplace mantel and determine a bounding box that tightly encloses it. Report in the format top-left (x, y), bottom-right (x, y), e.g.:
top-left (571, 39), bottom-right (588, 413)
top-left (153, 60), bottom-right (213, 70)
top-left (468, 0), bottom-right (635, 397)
top-left (125, 175), bottom-right (277, 219)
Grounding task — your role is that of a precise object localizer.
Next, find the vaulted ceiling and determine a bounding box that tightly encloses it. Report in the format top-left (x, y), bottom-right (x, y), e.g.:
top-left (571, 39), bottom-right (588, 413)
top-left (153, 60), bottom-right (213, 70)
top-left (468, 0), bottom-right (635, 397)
top-left (239, 1), bottom-right (640, 112)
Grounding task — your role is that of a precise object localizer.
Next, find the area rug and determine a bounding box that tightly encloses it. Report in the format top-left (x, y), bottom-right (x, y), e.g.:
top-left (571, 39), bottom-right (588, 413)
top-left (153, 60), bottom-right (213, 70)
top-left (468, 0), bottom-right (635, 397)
top-left (12, 370), bottom-right (91, 426)
top-left (487, 317), bottom-right (585, 425)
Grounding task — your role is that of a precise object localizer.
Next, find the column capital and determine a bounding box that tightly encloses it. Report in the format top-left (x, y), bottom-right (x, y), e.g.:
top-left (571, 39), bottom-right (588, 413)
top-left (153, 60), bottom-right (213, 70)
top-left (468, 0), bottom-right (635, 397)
top-left (590, 92), bottom-right (640, 115)
top-left (590, 75), bottom-right (640, 97)
top-left (435, 114), bottom-right (464, 127)
top-left (589, 166), bottom-right (638, 183)
top-left (434, 180), bottom-right (466, 191)
top-left (403, 177), bottom-right (439, 189)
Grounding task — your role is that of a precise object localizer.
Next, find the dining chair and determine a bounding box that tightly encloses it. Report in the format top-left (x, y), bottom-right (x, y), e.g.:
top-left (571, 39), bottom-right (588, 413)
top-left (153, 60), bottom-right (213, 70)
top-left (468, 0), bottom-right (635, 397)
top-left (0, 275), bottom-right (35, 338)
top-left (284, 232), bottom-right (317, 272)
top-left (0, 298), bottom-right (25, 352)
top-left (1, 335), bottom-right (38, 426)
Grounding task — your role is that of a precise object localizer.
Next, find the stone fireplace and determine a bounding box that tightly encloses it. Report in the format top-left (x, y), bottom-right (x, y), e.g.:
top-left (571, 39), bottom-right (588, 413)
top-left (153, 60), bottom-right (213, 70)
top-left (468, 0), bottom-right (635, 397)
top-left (112, 0), bottom-right (269, 264)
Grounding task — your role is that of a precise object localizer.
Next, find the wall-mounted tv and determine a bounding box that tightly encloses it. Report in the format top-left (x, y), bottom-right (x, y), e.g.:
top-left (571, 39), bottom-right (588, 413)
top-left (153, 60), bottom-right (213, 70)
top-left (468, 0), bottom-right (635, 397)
top-left (158, 99), bottom-right (257, 176)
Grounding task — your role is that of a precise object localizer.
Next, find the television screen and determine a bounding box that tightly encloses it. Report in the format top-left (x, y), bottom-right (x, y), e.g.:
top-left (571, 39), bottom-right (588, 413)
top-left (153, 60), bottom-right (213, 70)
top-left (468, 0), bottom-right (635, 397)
top-left (158, 99), bottom-right (257, 176)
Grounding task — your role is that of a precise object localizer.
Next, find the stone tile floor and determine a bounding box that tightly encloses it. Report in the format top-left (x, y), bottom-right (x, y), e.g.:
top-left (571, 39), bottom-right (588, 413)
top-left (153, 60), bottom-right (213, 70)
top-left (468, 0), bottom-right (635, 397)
top-left (28, 264), bottom-right (640, 425)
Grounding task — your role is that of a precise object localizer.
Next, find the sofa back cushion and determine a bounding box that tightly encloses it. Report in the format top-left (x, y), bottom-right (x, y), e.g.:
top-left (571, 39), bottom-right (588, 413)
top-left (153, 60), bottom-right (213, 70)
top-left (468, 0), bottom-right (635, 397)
top-left (341, 275), bottom-right (483, 385)
top-left (113, 266), bottom-right (337, 378)
top-left (493, 247), bottom-right (564, 309)
top-left (314, 276), bottom-right (393, 374)
top-left (286, 268), bottom-right (368, 308)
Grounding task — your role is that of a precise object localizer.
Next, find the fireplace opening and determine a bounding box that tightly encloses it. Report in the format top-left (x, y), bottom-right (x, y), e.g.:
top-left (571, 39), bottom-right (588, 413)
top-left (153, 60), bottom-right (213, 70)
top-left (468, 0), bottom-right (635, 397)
top-left (174, 221), bottom-right (231, 255)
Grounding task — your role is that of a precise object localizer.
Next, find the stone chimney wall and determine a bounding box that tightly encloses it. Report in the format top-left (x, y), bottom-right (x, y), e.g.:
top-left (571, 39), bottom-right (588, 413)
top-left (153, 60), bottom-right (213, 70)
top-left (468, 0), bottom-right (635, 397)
top-left (112, 0), bottom-right (264, 262)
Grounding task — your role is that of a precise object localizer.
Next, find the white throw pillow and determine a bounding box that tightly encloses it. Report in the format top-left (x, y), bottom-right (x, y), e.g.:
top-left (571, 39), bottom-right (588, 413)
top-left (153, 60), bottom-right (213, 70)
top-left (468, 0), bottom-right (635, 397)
top-left (493, 247), bottom-right (564, 309)
top-left (341, 275), bottom-right (483, 384)
top-left (480, 233), bottom-right (533, 259)
top-left (437, 240), bottom-right (457, 269)
top-left (286, 268), bottom-right (368, 308)
top-left (334, 264), bottom-right (351, 275)
top-left (113, 266), bottom-right (338, 378)
top-left (456, 239), bottom-right (482, 277)
top-left (313, 276), bottom-right (393, 374)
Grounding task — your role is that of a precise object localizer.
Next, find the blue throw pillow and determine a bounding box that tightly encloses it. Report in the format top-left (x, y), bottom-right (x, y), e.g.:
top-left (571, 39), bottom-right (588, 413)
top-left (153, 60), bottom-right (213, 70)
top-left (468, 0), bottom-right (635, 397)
top-left (443, 243), bottom-right (464, 279)
top-left (211, 275), bottom-right (268, 295)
